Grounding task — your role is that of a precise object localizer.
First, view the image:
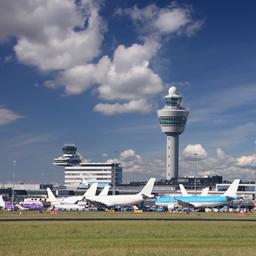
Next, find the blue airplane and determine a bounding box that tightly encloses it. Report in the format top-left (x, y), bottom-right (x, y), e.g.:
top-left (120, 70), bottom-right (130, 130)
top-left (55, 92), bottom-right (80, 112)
top-left (155, 179), bottom-right (240, 210)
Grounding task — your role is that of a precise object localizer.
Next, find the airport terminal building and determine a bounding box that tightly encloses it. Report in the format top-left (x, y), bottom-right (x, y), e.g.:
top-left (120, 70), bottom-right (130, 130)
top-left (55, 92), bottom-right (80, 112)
top-left (53, 144), bottom-right (123, 188)
top-left (64, 162), bottom-right (123, 188)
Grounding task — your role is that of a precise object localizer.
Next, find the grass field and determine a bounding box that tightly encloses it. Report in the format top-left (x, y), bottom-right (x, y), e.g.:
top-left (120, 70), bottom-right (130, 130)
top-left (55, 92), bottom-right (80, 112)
top-left (0, 212), bottom-right (256, 256)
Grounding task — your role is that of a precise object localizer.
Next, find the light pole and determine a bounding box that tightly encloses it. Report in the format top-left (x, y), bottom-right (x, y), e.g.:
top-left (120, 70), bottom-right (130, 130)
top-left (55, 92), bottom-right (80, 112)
top-left (194, 153), bottom-right (198, 195)
top-left (12, 160), bottom-right (16, 204)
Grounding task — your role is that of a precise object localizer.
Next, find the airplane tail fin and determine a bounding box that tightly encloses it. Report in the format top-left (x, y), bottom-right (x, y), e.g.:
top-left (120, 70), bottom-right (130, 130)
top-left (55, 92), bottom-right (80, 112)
top-left (84, 183), bottom-right (98, 197)
top-left (46, 188), bottom-right (57, 202)
top-left (99, 186), bottom-right (110, 196)
top-left (200, 187), bottom-right (209, 196)
top-left (82, 177), bottom-right (89, 187)
top-left (223, 179), bottom-right (240, 197)
top-left (139, 178), bottom-right (156, 198)
top-left (179, 184), bottom-right (188, 196)
top-left (0, 195), bottom-right (5, 208)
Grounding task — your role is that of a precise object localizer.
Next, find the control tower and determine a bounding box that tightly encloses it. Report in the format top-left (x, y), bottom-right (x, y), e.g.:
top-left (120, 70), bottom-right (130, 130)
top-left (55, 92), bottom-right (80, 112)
top-left (157, 87), bottom-right (189, 180)
top-left (53, 144), bottom-right (81, 166)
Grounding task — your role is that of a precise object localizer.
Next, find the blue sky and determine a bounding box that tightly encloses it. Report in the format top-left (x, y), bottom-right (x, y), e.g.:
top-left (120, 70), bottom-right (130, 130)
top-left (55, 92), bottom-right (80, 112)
top-left (0, 0), bottom-right (256, 184)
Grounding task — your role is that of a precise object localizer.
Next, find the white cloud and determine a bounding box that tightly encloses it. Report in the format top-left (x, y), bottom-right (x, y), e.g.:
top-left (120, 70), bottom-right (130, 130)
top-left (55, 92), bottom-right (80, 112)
top-left (47, 41), bottom-right (163, 99)
top-left (94, 99), bottom-right (152, 115)
top-left (153, 8), bottom-right (190, 33)
top-left (118, 4), bottom-right (203, 37)
top-left (97, 41), bottom-right (163, 101)
top-left (184, 20), bottom-right (205, 37)
top-left (0, 107), bottom-right (23, 125)
top-left (0, 0), bottom-right (104, 71)
top-left (49, 40), bottom-right (163, 114)
top-left (180, 146), bottom-right (256, 181)
top-left (0, 1), bottom-right (202, 116)
top-left (236, 155), bottom-right (256, 169)
top-left (45, 56), bottom-right (110, 95)
top-left (105, 146), bottom-right (256, 182)
top-left (182, 144), bottom-right (208, 161)
top-left (120, 149), bottom-right (141, 162)
top-left (108, 149), bottom-right (165, 181)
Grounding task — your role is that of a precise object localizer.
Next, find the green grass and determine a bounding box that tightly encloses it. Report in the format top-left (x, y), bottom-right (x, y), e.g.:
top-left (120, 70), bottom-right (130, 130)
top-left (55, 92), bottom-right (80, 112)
top-left (0, 212), bottom-right (256, 256)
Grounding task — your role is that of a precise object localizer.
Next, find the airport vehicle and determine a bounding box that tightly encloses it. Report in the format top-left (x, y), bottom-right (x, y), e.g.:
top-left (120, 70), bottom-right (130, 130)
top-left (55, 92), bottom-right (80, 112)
top-left (46, 183), bottom-right (98, 205)
top-left (86, 178), bottom-right (156, 208)
top-left (0, 195), bottom-right (14, 210)
top-left (156, 179), bottom-right (240, 209)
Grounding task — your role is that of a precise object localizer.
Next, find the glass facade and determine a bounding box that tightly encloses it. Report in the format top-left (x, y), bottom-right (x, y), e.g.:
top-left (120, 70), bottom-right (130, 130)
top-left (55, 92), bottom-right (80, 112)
top-left (159, 116), bottom-right (186, 126)
top-left (62, 145), bottom-right (77, 155)
top-left (165, 97), bottom-right (181, 107)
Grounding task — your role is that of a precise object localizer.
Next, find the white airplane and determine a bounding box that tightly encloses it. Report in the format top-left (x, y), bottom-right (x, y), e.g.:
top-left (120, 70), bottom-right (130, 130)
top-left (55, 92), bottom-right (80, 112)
top-left (52, 185), bottom-right (110, 211)
top-left (86, 178), bottom-right (156, 208)
top-left (46, 183), bottom-right (98, 205)
top-left (179, 184), bottom-right (209, 196)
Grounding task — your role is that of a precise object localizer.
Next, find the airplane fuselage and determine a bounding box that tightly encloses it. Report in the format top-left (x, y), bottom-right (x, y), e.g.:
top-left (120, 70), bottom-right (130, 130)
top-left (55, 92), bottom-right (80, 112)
top-left (87, 194), bottom-right (144, 207)
top-left (156, 195), bottom-right (237, 209)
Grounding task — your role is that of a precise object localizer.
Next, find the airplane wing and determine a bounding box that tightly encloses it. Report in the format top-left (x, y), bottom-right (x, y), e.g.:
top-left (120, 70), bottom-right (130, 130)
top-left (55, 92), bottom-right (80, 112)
top-left (177, 200), bottom-right (195, 208)
top-left (86, 199), bottom-right (109, 209)
top-left (141, 193), bottom-right (154, 199)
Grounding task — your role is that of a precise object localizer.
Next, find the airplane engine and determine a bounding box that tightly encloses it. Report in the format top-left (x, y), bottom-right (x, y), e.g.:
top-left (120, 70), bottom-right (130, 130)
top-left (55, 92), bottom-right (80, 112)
top-left (167, 203), bottom-right (176, 211)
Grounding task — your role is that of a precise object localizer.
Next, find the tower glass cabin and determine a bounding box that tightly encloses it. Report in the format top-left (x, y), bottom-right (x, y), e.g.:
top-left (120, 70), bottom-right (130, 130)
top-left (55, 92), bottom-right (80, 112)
top-left (157, 87), bottom-right (189, 180)
top-left (53, 144), bottom-right (81, 166)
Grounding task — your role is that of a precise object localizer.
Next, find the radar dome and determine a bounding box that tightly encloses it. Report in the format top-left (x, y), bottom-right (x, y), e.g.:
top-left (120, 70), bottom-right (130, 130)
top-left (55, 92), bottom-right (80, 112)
top-left (168, 86), bottom-right (177, 96)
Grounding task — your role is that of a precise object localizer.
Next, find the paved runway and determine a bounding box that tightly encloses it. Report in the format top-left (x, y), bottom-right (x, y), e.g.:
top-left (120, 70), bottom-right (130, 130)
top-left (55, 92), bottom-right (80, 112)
top-left (0, 217), bottom-right (256, 222)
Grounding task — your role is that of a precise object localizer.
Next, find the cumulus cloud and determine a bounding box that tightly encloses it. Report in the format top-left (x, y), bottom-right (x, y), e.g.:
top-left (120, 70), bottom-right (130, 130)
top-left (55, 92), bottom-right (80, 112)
top-left (0, 0), bottom-right (104, 71)
top-left (182, 144), bottom-right (208, 161)
top-left (45, 56), bottom-right (110, 95)
top-left (119, 149), bottom-right (144, 173)
top-left (48, 41), bottom-right (163, 100)
top-left (0, 107), bottom-right (23, 125)
top-left (0, 1), bottom-right (202, 115)
top-left (97, 41), bottom-right (163, 101)
top-left (117, 4), bottom-right (203, 37)
top-left (236, 155), bottom-right (256, 169)
top-left (92, 41), bottom-right (163, 115)
top-left (106, 147), bottom-right (256, 182)
top-left (180, 146), bottom-right (256, 181)
top-left (153, 8), bottom-right (190, 33)
top-left (107, 149), bottom-right (165, 182)
top-left (48, 40), bottom-right (163, 115)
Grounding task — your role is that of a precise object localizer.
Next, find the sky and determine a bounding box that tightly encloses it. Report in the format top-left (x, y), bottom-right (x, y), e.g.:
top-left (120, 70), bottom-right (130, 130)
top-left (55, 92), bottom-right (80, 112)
top-left (0, 0), bottom-right (256, 184)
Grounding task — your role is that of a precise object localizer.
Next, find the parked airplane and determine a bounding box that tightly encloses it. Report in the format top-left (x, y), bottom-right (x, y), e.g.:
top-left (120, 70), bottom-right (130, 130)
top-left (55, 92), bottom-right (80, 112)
top-left (52, 185), bottom-right (110, 211)
top-left (46, 183), bottom-right (98, 205)
top-left (16, 199), bottom-right (44, 211)
top-left (86, 178), bottom-right (156, 208)
top-left (0, 195), bottom-right (14, 210)
top-left (156, 179), bottom-right (240, 210)
top-left (179, 184), bottom-right (209, 196)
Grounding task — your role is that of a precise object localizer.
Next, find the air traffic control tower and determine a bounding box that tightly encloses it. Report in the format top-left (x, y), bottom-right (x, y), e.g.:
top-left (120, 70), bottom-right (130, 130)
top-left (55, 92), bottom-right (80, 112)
top-left (157, 87), bottom-right (189, 180)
